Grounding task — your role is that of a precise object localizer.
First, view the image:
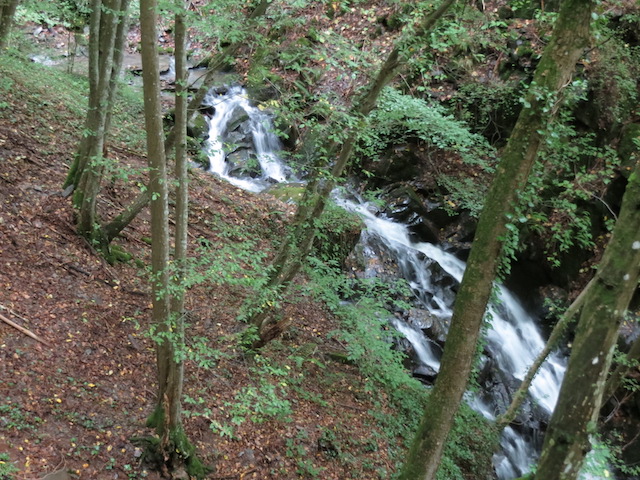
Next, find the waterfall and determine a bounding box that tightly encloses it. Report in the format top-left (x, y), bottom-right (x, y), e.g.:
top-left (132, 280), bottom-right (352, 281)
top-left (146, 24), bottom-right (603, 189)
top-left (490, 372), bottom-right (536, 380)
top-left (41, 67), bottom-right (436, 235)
top-left (335, 196), bottom-right (567, 478)
top-left (203, 85), bottom-right (290, 192)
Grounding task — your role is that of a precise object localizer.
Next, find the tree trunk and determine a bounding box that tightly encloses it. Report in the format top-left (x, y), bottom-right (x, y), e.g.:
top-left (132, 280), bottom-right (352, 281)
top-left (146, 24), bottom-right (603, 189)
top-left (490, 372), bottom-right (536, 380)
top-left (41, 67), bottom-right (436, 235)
top-left (246, 0), bottom-right (457, 344)
top-left (398, 0), bottom-right (593, 478)
top-left (0, 0), bottom-right (19, 52)
top-left (534, 158), bottom-right (640, 480)
top-left (169, 0), bottom-right (188, 431)
top-left (139, 0), bottom-right (203, 476)
top-left (74, 0), bottom-right (121, 241)
top-left (64, 0), bottom-right (129, 249)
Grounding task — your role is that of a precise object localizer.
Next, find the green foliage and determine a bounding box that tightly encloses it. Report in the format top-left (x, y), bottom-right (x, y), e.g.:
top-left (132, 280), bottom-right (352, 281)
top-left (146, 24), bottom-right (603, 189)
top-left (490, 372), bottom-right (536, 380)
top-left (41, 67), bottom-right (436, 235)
top-left (611, 342), bottom-right (640, 393)
top-left (452, 80), bottom-right (524, 144)
top-left (437, 175), bottom-right (488, 218)
top-left (588, 35), bottom-right (640, 129)
top-left (501, 107), bottom-right (619, 274)
top-left (579, 437), bottom-right (623, 480)
top-left (600, 431), bottom-right (640, 478)
top-left (358, 87), bottom-right (494, 167)
top-left (189, 355), bottom-right (293, 438)
top-left (302, 257), bottom-right (427, 443)
top-left (285, 429), bottom-right (326, 478)
top-left (0, 398), bottom-right (43, 431)
top-left (16, 0), bottom-right (91, 30)
top-left (302, 257), bottom-right (499, 478)
top-left (0, 54), bottom-right (87, 123)
top-left (312, 200), bottom-right (362, 264)
top-left (226, 355), bottom-right (293, 426)
top-left (0, 453), bottom-right (19, 479)
top-left (0, 76), bottom-right (13, 110)
top-left (437, 404), bottom-right (500, 480)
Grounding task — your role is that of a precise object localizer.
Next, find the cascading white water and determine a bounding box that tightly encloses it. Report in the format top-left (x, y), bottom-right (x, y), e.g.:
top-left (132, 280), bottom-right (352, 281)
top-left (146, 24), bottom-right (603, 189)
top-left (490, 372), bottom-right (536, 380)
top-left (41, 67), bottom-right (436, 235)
top-left (335, 196), bottom-right (567, 479)
top-left (203, 85), bottom-right (289, 192)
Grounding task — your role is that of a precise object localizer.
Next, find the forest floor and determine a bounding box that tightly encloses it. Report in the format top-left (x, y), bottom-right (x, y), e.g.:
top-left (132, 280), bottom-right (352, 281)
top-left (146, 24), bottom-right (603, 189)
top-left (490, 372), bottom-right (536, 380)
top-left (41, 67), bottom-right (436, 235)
top-left (0, 29), bottom-right (413, 480)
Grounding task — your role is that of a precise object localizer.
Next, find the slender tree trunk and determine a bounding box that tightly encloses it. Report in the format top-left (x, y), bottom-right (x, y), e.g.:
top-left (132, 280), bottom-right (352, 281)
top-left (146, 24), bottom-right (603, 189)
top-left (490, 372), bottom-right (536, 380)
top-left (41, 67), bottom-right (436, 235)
top-left (169, 0), bottom-right (188, 429)
top-left (63, 0), bottom-right (129, 249)
top-left (140, 0), bottom-right (203, 475)
top-left (398, 1), bottom-right (593, 478)
top-left (75, 0), bottom-right (121, 241)
top-left (0, 0), bottom-right (20, 52)
top-left (139, 0), bottom-right (172, 407)
top-left (140, 0), bottom-right (172, 426)
top-left (104, 0), bottom-right (131, 135)
top-left (534, 159), bottom-right (640, 480)
top-left (247, 0), bottom-right (457, 344)
top-left (66, 0), bottom-right (102, 191)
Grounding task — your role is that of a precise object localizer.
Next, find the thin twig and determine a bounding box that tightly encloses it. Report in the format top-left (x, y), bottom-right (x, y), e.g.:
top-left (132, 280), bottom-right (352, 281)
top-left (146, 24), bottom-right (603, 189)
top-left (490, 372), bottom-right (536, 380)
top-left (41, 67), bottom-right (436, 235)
top-left (0, 311), bottom-right (51, 347)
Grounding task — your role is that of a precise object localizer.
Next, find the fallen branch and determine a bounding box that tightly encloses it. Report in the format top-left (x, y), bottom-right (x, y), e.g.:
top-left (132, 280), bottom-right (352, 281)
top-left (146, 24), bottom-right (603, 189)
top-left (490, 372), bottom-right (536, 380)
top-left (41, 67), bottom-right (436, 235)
top-left (0, 311), bottom-right (51, 347)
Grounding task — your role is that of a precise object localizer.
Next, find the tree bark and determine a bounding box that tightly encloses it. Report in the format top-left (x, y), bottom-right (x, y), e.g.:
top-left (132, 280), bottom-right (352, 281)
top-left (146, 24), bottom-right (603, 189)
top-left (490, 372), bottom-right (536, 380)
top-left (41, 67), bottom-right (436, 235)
top-left (534, 159), bottom-right (640, 480)
top-left (0, 0), bottom-right (20, 52)
top-left (169, 0), bottom-right (188, 430)
top-left (74, 0), bottom-right (121, 240)
top-left (140, 0), bottom-right (203, 475)
top-left (398, 0), bottom-right (593, 477)
top-left (63, 0), bottom-right (129, 249)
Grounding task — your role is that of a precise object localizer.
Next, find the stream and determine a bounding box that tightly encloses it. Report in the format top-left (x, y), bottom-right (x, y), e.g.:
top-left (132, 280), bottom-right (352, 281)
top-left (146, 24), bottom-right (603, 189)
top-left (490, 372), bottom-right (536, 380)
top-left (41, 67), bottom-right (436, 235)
top-left (200, 85), bottom-right (607, 479)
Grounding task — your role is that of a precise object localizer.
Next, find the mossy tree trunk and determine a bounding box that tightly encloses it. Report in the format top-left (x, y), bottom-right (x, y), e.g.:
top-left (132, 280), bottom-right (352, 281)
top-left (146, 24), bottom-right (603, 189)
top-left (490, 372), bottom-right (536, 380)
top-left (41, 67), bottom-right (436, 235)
top-left (246, 0), bottom-right (457, 345)
top-left (398, 0), bottom-right (593, 478)
top-left (139, 0), bottom-right (204, 476)
top-left (0, 0), bottom-right (19, 51)
top-left (534, 159), bottom-right (640, 480)
top-left (65, 0), bottom-right (129, 249)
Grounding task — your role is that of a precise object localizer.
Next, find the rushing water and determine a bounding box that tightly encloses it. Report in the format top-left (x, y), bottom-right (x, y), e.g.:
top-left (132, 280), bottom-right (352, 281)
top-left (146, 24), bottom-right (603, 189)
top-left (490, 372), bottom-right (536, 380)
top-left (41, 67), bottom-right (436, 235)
top-left (203, 85), bottom-right (290, 192)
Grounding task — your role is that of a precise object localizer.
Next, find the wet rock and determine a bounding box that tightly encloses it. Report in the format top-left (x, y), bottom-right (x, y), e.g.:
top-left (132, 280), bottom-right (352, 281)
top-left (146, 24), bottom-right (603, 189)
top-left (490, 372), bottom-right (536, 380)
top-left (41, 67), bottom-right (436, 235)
top-left (413, 364), bottom-right (437, 383)
top-left (381, 184), bottom-right (440, 244)
top-left (226, 106), bottom-right (251, 133)
top-left (441, 210), bottom-right (477, 260)
top-left (407, 308), bottom-right (448, 344)
top-left (226, 149), bottom-right (261, 178)
top-left (345, 233), bottom-right (403, 282)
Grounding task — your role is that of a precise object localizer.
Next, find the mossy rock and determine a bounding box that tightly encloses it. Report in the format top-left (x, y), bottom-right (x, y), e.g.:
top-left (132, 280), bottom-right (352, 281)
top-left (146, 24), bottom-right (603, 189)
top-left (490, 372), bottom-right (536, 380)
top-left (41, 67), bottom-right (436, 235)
top-left (108, 244), bottom-right (132, 264)
top-left (314, 202), bottom-right (363, 266)
top-left (188, 115), bottom-right (208, 139)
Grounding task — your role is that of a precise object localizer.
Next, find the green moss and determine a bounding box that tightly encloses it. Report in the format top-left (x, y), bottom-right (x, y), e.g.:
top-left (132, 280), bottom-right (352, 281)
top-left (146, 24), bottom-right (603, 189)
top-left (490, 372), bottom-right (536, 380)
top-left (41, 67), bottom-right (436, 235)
top-left (108, 244), bottom-right (132, 263)
top-left (143, 406), bottom-right (212, 479)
